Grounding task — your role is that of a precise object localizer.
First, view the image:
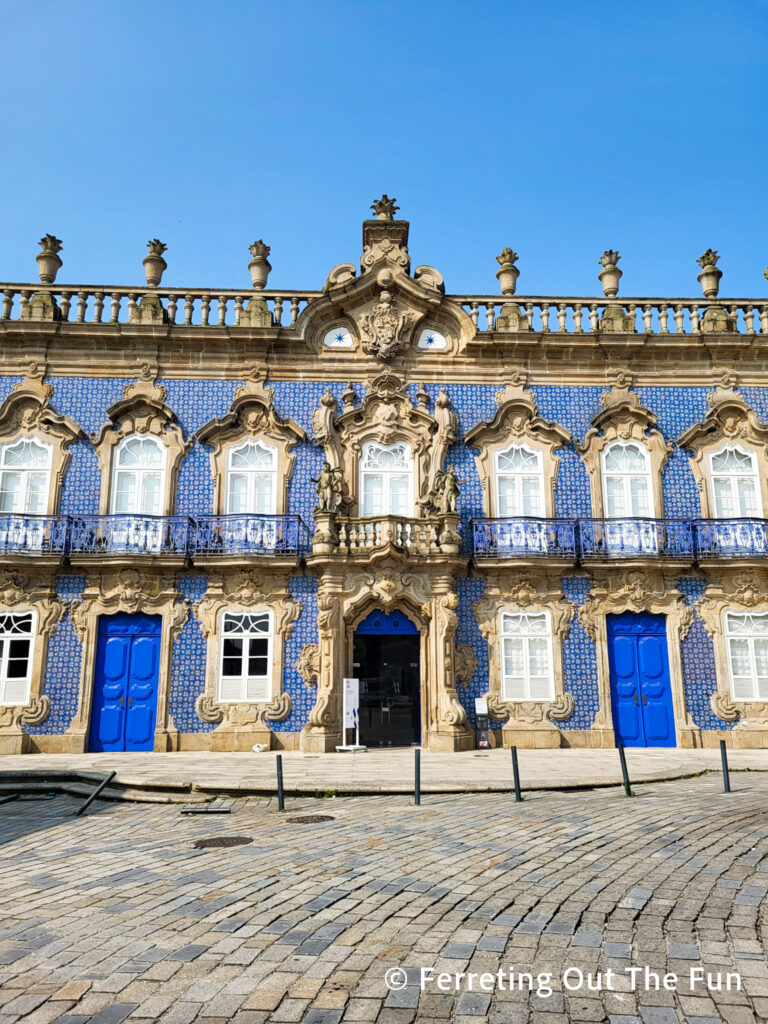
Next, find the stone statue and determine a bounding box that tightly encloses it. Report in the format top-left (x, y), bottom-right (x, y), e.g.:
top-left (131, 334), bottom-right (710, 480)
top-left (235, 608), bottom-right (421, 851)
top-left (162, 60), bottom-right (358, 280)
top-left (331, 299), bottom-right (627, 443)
top-left (432, 465), bottom-right (464, 514)
top-left (312, 461), bottom-right (344, 513)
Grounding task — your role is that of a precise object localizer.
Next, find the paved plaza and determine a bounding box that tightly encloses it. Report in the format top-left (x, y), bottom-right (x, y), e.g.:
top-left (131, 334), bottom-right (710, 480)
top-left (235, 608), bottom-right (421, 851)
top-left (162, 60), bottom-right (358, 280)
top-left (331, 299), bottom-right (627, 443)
top-left (1, 775), bottom-right (768, 1024)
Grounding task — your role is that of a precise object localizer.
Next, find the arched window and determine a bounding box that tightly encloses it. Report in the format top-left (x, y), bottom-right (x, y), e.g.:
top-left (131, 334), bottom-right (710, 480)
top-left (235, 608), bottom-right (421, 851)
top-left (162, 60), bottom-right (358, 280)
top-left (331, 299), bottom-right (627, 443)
top-left (709, 446), bottom-right (762, 518)
top-left (494, 444), bottom-right (544, 517)
top-left (0, 610), bottom-right (35, 706)
top-left (601, 441), bottom-right (652, 518)
top-left (500, 610), bottom-right (554, 701)
top-left (225, 440), bottom-right (277, 515)
top-left (0, 438), bottom-right (52, 514)
top-left (725, 612), bottom-right (768, 701)
top-left (360, 442), bottom-right (413, 517)
top-left (110, 436), bottom-right (166, 515)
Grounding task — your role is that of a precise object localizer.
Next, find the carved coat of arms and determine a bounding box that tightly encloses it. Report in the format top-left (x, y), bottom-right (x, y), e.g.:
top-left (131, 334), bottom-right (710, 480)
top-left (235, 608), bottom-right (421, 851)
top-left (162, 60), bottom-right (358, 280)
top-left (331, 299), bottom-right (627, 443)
top-left (358, 290), bottom-right (414, 360)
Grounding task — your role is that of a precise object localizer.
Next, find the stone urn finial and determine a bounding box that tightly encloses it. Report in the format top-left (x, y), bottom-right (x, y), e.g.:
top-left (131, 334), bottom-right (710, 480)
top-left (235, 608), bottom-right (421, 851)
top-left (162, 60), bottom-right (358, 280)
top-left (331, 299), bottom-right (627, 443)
top-left (36, 234), bottom-right (63, 284)
top-left (248, 240), bottom-right (272, 289)
top-left (696, 249), bottom-right (722, 300)
top-left (370, 194), bottom-right (399, 221)
top-left (496, 248), bottom-right (519, 296)
top-left (598, 250), bottom-right (622, 298)
top-left (142, 239), bottom-right (167, 287)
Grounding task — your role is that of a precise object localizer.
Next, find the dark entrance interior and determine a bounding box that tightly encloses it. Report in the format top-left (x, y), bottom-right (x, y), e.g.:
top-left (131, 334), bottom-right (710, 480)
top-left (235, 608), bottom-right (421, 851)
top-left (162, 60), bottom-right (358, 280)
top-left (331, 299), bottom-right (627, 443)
top-left (353, 609), bottom-right (420, 746)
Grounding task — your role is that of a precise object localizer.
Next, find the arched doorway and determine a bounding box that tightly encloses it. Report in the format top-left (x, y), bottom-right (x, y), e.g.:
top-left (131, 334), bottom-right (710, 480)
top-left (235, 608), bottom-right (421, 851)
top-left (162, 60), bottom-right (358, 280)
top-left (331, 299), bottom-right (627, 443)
top-left (353, 609), bottom-right (421, 746)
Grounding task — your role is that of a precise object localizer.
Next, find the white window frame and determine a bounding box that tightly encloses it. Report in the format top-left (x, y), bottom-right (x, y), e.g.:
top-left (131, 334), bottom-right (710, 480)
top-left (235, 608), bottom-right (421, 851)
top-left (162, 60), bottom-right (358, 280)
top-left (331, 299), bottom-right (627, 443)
top-left (110, 435), bottom-right (167, 516)
top-left (499, 609), bottom-right (554, 701)
top-left (725, 611), bottom-right (768, 702)
top-left (0, 610), bottom-right (36, 706)
top-left (0, 437), bottom-right (53, 515)
top-left (217, 609), bottom-right (273, 702)
top-left (494, 443), bottom-right (544, 518)
top-left (709, 445), bottom-right (763, 519)
top-left (225, 439), bottom-right (278, 516)
top-left (601, 440), bottom-right (653, 518)
top-left (359, 441), bottom-right (414, 517)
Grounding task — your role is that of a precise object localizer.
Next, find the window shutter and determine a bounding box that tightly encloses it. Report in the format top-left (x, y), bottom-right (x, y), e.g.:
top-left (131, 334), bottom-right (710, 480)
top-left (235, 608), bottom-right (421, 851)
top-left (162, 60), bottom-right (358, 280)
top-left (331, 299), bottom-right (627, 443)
top-left (1, 676), bottom-right (30, 705)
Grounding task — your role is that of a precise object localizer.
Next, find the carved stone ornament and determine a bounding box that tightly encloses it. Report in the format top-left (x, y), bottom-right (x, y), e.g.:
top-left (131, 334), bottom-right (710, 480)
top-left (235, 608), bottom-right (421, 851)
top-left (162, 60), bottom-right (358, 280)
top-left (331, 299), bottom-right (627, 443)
top-left (679, 385), bottom-right (768, 518)
top-left (466, 379), bottom-right (571, 517)
top-left (455, 643), bottom-right (478, 687)
top-left (92, 371), bottom-right (190, 516)
top-left (581, 378), bottom-right (671, 518)
top-left (472, 571), bottom-right (575, 746)
top-left (197, 374), bottom-right (305, 515)
top-left (0, 375), bottom-right (83, 516)
top-left (296, 643), bottom-right (320, 686)
top-left (696, 569), bottom-right (768, 736)
top-left (193, 571), bottom-right (300, 736)
top-left (358, 289), bottom-right (417, 361)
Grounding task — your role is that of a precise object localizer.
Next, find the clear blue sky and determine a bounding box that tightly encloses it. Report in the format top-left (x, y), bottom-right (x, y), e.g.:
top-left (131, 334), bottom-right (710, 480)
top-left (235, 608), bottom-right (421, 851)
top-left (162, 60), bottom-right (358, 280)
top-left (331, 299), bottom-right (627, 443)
top-left (1, 0), bottom-right (766, 297)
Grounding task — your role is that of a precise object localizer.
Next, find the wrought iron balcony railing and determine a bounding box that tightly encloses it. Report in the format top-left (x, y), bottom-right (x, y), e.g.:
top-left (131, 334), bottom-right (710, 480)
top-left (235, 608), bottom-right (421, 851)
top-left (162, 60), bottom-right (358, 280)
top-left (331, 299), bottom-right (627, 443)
top-left (576, 517), bottom-right (695, 560)
top-left (0, 513), bottom-right (309, 559)
top-left (693, 518), bottom-right (768, 559)
top-left (471, 517), bottom-right (577, 559)
top-left (191, 514), bottom-right (309, 556)
top-left (68, 515), bottom-right (191, 557)
top-left (0, 515), bottom-right (69, 555)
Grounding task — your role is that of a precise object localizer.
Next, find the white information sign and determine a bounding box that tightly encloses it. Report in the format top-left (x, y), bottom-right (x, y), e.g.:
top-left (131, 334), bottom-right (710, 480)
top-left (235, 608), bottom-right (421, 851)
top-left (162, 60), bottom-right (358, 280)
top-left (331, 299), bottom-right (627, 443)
top-left (343, 677), bottom-right (360, 731)
top-left (474, 697), bottom-right (489, 716)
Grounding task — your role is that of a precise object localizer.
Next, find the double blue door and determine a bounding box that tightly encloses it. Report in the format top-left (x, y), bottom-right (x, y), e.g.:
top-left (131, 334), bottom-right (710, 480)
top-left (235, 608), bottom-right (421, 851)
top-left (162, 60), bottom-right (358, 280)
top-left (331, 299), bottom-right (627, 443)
top-left (607, 611), bottom-right (676, 747)
top-left (89, 613), bottom-right (161, 752)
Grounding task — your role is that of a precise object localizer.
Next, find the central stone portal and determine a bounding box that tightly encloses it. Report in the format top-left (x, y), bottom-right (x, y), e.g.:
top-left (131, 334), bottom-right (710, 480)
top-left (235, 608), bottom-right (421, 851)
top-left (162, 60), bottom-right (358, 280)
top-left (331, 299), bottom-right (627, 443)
top-left (352, 609), bottom-right (421, 747)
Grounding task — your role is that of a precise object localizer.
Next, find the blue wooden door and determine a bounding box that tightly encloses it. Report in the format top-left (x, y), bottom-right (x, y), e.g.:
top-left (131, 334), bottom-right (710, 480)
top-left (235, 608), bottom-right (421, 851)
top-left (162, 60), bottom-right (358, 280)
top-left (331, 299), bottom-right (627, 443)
top-left (89, 613), bottom-right (162, 752)
top-left (607, 611), bottom-right (676, 747)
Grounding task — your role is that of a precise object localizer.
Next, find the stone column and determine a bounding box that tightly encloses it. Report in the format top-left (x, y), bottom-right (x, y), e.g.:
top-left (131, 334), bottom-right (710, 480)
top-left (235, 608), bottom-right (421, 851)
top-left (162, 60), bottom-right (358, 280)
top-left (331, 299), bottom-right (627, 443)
top-left (301, 571), bottom-right (344, 752)
top-left (425, 574), bottom-right (475, 752)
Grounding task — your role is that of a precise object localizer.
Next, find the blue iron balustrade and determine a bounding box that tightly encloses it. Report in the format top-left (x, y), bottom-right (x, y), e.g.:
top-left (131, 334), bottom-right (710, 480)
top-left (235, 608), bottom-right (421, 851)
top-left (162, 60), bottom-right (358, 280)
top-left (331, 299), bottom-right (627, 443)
top-left (191, 514), bottom-right (309, 556)
top-left (693, 518), bottom-right (768, 559)
top-left (471, 517), bottom-right (578, 559)
top-left (0, 514), bottom-right (69, 555)
top-left (68, 515), bottom-right (192, 557)
top-left (576, 517), bottom-right (694, 560)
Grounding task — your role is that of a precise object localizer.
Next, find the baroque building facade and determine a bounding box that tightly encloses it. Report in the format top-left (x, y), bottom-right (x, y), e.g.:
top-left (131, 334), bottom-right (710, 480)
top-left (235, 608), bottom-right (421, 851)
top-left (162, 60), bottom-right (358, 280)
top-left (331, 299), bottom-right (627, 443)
top-left (1, 204), bottom-right (768, 754)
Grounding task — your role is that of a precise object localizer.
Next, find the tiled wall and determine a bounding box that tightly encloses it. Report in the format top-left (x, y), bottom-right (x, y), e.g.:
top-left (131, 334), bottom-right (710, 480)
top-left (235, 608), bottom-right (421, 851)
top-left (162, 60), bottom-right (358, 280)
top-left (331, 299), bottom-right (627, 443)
top-left (25, 376), bottom-right (763, 739)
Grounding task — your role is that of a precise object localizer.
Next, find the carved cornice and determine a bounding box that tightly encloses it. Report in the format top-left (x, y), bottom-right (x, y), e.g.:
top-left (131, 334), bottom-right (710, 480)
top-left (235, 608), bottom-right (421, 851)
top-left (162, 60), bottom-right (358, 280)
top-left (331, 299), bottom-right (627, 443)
top-left (196, 374), bottom-right (305, 452)
top-left (579, 570), bottom-right (692, 641)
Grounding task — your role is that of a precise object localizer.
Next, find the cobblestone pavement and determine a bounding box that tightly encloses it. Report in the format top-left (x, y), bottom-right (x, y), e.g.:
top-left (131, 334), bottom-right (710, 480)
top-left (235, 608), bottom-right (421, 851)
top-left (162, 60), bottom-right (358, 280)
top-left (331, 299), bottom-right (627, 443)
top-left (1, 776), bottom-right (767, 1024)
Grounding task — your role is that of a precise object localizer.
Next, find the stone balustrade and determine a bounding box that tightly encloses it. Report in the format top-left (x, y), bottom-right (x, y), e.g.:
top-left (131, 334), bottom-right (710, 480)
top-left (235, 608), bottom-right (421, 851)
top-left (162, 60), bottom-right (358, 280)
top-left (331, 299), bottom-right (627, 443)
top-left (0, 286), bottom-right (321, 327)
top-left (2, 283), bottom-right (768, 335)
top-left (312, 513), bottom-right (462, 557)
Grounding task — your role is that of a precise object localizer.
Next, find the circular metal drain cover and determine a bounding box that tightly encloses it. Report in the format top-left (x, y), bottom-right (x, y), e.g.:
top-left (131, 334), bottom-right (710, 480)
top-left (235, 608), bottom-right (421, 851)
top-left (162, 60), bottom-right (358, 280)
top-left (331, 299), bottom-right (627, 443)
top-left (193, 835), bottom-right (253, 849)
top-left (287, 815), bottom-right (335, 824)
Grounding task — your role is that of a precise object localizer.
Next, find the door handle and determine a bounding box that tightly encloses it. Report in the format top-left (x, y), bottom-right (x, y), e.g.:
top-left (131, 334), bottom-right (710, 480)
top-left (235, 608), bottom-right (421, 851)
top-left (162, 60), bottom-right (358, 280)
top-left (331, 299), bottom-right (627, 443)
top-left (641, 695), bottom-right (647, 706)
top-left (633, 694), bottom-right (639, 705)
top-left (119, 697), bottom-right (124, 707)
top-left (128, 697), bottom-right (134, 708)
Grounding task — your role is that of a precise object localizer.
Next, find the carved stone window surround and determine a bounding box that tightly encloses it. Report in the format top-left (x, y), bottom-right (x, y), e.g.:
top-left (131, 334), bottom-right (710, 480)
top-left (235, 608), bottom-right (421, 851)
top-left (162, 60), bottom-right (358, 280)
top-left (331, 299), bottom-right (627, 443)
top-left (196, 375), bottom-right (305, 516)
top-left (696, 570), bottom-right (768, 742)
top-left (0, 374), bottom-right (83, 516)
top-left (678, 385), bottom-right (768, 519)
top-left (0, 569), bottom-right (67, 752)
top-left (578, 568), bottom-right (699, 747)
top-left (193, 570), bottom-right (301, 745)
top-left (580, 380), bottom-right (671, 519)
top-left (472, 571), bottom-right (575, 746)
top-left (464, 378), bottom-right (571, 517)
top-left (92, 373), bottom-right (190, 516)
top-left (67, 568), bottom-right (189, 753)
top-left (312, 372), bottom-right (459, 517)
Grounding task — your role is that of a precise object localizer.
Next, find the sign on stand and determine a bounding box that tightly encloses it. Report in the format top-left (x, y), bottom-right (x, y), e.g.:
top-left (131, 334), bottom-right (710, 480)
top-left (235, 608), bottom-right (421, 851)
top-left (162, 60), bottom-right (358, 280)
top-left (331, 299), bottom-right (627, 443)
top-left (336, 677), bottom-right (367, 752)
top-left (474, 697), bottom-right (489, 749)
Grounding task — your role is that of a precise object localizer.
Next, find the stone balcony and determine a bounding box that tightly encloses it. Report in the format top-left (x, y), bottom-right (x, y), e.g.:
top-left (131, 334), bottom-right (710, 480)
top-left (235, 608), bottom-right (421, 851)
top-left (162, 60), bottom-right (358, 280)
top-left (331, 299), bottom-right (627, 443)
top-left (310, 512), bottom-right (462, 560)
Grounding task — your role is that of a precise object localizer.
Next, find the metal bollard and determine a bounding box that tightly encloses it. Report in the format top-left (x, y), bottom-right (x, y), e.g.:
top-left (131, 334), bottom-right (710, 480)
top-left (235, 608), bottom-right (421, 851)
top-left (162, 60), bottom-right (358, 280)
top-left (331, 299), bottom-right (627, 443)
top-left (617, 743), bottom-right (633, 797)
top-left (74, 771), bottom-right (117, 816)
top-left (276, 754), bottom-right (285, 812)
top-left (720, 739), bottom-right (731, 793)
top-left (511, 746), bottom-right (522, 802)
top-left (414, 748), bottom-right (421, 806)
